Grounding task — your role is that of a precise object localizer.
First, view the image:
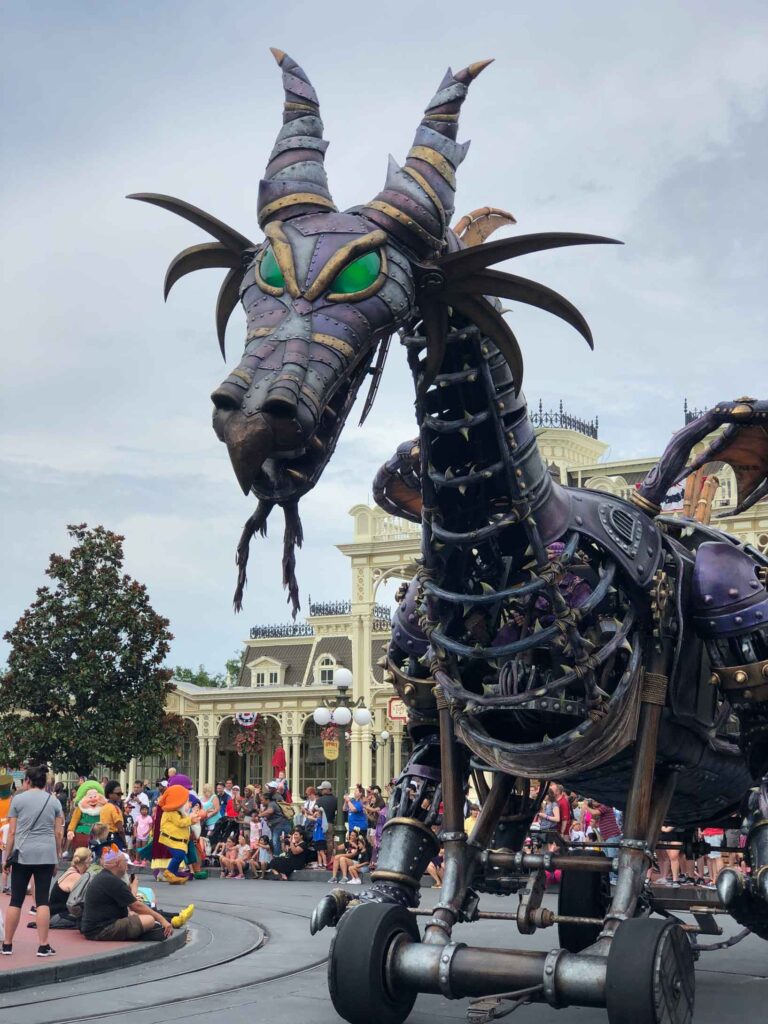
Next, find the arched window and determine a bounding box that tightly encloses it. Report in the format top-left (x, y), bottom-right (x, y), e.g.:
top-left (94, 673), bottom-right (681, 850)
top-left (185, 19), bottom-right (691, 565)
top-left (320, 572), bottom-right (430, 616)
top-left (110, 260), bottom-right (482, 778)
top-left (319, 656), bottom-right (334, 685)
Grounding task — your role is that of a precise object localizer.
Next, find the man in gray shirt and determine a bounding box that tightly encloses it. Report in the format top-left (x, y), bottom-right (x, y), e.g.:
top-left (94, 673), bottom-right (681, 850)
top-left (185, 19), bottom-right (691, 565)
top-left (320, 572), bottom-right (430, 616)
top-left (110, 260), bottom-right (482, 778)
top-left (3, 764), bottom-right (64, 957)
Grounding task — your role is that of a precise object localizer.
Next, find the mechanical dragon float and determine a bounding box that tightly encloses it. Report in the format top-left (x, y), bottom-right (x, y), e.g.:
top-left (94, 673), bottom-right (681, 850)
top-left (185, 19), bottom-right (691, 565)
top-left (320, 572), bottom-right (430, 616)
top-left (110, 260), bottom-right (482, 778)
top-left (132, 50), bottom-right (768, 1024)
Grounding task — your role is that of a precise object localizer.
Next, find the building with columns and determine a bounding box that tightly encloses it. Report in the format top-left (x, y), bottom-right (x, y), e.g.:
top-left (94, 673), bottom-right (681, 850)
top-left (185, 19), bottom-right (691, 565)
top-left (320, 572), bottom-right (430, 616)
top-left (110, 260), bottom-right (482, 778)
top-left (114, 403), bottom-right (768, 798)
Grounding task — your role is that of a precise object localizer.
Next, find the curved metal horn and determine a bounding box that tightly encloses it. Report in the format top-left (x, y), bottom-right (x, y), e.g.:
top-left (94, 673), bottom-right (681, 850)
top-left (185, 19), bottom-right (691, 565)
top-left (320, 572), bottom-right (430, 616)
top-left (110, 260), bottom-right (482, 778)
top-left (361, 59), bottom-right (493, 259)
top-left (257, 49), bottom-right (337, 228)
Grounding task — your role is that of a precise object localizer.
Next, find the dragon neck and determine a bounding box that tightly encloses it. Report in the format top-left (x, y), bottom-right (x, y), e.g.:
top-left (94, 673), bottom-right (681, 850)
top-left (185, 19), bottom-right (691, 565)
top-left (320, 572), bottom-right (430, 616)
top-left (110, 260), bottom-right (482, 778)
top-left (406, 315), bottom-right (571, 592)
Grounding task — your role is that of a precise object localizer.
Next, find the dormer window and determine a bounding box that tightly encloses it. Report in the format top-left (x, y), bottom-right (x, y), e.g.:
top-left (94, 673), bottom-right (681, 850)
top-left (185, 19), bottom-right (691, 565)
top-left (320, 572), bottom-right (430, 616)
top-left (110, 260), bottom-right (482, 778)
top-left (248, 657), bottom-right (285, 687)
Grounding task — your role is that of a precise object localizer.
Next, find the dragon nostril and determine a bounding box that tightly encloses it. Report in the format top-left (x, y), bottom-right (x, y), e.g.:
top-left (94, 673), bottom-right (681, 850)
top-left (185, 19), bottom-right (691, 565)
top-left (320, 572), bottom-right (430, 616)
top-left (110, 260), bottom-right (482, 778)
top-left (211, 386), bottom-right (242, 411)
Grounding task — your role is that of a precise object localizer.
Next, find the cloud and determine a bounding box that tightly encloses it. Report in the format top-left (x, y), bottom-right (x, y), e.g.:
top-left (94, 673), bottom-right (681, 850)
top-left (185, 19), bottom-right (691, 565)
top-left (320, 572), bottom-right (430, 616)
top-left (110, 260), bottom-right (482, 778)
top-left (3, 0), bottom-right (768, 670)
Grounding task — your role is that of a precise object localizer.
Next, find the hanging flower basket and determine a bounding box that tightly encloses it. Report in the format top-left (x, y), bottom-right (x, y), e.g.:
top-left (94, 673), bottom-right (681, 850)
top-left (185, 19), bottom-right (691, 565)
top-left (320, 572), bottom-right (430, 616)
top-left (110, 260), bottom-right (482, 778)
top-left (233, 714), bottom-right (266, 755)
top-left (320, 724), bottom-right (350, 746)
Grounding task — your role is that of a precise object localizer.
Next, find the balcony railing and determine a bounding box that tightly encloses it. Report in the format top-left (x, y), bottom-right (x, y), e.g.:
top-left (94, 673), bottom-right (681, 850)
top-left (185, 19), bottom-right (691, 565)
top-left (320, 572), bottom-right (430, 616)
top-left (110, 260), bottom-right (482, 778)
top-left (531, 400), bottom-right (598, 439)
top-left (249, 623), bottom-right (315, 639)
top-left (309, 599), bottom-right (351, 616)
top-left (684, 399), bottom-right (706, 424)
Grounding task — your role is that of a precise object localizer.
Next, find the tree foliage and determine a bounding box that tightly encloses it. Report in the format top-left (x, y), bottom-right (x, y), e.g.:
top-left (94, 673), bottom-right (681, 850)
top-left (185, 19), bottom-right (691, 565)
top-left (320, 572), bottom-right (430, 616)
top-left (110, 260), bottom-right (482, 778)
top-left (0, 524), bottom-right (182, 776)
top-left (173, 650), bottom-right (244, 688)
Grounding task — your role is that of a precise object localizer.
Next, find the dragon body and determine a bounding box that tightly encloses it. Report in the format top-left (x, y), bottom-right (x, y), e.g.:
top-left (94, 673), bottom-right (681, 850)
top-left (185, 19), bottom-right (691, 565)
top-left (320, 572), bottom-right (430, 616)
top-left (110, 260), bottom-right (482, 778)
top-left (133, 50), bottom-right (768, 1024)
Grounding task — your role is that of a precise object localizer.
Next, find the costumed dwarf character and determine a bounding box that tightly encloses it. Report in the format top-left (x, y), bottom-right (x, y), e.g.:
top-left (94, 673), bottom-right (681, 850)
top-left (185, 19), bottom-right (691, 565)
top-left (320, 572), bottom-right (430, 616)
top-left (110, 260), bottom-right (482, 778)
top-left (151, 783), bottom-right (203, 884)
top-left (0, 773), bottom-right (14, 897)
top-left (0, 774), bottom-right (14, 832)
top-left (176, 774), bottom-right (209, 879)
top-left (67, 781), bottom-right (106, 851)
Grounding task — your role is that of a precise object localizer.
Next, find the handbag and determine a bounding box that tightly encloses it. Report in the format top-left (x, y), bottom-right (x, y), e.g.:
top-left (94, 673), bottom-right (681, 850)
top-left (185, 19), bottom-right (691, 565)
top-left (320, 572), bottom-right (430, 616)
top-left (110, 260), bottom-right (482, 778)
top-left (7, 793), bottom-right (53, 866)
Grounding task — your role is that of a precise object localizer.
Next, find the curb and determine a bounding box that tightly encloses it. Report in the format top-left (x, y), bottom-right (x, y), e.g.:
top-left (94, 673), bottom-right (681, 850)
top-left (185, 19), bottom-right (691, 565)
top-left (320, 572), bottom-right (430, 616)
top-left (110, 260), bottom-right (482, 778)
top-left (0, 925), bottom-right (187, 993)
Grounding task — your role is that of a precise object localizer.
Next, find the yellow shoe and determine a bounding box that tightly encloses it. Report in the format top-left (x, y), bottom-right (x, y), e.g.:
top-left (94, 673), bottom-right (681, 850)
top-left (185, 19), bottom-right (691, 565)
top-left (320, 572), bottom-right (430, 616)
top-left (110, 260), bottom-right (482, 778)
top-left (166, 873), bottom-right (188, 885)
top-left (171, 914), bottom-right (183, 928)
top-left (162, 870), bottom-right (176, 884)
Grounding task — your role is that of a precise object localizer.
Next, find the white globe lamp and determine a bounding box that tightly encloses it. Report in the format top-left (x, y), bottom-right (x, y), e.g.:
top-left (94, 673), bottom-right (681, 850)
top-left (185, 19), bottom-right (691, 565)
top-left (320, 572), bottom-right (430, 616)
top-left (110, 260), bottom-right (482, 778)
top-left (334, 666), bottom-right (353, 691)
top-left (332, 705), bottom-right (352, 726)
top-left (380, 729), bottom-right (390, 742)
top-left (313, 706), bottom-right (332, 727)
top-left (353, 707), bottom-right (373, 727)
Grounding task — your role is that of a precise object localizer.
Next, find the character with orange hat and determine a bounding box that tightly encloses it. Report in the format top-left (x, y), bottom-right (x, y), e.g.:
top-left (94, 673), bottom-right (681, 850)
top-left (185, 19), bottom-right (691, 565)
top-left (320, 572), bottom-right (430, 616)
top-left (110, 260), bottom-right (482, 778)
top-left (152, 784), bottom-right (203, 884)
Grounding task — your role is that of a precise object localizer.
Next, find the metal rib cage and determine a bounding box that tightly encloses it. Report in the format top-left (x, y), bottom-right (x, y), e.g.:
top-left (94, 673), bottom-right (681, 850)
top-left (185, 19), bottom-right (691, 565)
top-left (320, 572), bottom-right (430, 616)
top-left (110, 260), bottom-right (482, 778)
top-left (403, 319), bottom-right (636, 735)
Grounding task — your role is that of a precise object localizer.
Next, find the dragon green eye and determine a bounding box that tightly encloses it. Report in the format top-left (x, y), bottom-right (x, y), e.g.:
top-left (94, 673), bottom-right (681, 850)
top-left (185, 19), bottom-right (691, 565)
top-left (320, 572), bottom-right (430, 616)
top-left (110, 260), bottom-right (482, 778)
top-left (260, 247), bottom-right (285, 289)
top-left (329, 250), bottom-right (381, 295)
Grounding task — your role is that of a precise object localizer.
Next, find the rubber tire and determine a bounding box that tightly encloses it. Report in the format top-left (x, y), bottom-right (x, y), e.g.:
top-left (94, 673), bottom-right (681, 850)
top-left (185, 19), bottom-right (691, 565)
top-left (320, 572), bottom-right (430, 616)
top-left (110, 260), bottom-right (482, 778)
top-left (557, 861), bottom-right (610, 953)
top-left (606, 918), bottom-right (695, 1024)
top-left (328, 902), bottom-right (421, 1024)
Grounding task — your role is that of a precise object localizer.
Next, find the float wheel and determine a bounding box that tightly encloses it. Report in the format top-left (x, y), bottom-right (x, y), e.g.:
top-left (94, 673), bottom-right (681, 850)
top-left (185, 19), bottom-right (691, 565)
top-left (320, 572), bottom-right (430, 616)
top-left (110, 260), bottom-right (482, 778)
top-left (328, 902), bottom-right (420, 1024)
top-left (606, 917), bottom-right (695, 1024)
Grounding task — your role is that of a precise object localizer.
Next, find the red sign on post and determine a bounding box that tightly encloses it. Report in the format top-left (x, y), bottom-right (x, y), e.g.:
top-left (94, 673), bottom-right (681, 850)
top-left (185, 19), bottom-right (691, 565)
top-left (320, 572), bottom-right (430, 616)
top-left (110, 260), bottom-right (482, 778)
top-left (387, 696), bottom-right (408, 722)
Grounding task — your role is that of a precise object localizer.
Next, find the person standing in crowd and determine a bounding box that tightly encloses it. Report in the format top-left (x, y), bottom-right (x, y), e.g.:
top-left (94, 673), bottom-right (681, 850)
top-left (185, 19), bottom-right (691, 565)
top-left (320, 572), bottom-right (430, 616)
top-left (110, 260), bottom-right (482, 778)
top-left (126, 781), bottom-right (150, 818)
top-left (316, 782), bottom-right (338, 834)
top-left (100, 781), bottom-right (126, 850)
top-left (594, 803), bottom-right (622, 882)
top-left (260, 789), bottom-right (292, 856)
top-left (2, 764), bottom-right (64, 958)
top-left (200, 783), bottom-right (220, 838)
top-left (702, 826), bottom-right (724, 887)
top-left (344, 785), bottom-right (368, 835)
top-left (552, 784), bottom-right (572, 838)
top-left (538, 789), bottom-right (561, 838)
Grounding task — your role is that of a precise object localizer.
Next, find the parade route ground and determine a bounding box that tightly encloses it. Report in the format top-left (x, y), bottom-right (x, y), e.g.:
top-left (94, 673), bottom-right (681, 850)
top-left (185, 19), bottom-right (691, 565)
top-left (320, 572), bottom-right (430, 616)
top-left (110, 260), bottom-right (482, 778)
top-left (0, 878), bottom-right (765, 1024)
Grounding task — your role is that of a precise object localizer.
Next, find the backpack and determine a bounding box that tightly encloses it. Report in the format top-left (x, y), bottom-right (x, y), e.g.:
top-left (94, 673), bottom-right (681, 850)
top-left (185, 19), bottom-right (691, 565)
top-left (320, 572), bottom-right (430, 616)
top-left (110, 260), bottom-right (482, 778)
top-left (277, 801), bottom-right (295, 822)
top-left (66, 871), bottom-right (94, 920)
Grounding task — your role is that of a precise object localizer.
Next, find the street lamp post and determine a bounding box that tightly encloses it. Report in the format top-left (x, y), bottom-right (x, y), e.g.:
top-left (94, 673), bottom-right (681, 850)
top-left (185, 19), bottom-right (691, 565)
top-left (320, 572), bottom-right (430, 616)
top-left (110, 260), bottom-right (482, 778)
top-left (369, 729), bottom-right (390, 790)
top-left (312, 667), bottom-right (372, 845)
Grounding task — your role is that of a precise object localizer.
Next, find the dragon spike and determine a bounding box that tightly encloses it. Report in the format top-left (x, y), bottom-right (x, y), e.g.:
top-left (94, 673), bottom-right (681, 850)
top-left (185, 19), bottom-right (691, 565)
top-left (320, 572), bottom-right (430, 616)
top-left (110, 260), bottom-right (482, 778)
top-left (164, 242), bottom-right (243, 301)
top-left (439, 232), bottom-right (623, 279)
top-left (215, 268), bottom-right (244, 360)
top-left (361, 60), bottom-right (493, 259)
top-left (257, 49), bottom-right (337, 228)
top-left (448, 268), bottom-right (595, 348)
top-left (127, 193), bottom-right (255, 252)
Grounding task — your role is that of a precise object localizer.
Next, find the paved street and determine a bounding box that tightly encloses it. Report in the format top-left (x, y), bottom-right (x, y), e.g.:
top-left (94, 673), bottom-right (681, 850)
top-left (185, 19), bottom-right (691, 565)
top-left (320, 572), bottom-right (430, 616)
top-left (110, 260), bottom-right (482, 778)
top-left (1, 879), bottom-right (765, 1024)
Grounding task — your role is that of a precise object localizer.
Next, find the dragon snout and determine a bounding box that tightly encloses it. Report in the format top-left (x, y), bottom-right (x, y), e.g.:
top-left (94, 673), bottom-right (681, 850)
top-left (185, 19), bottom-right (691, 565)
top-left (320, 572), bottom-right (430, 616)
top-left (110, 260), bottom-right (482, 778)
top-left (211, 386), bottom-right (311, 498)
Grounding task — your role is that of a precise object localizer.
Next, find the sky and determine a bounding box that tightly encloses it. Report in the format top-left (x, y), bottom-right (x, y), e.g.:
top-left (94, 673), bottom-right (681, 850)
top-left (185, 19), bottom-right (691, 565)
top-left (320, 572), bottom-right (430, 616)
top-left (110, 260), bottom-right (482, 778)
top-left (2, 1), bottom-right (768, 672)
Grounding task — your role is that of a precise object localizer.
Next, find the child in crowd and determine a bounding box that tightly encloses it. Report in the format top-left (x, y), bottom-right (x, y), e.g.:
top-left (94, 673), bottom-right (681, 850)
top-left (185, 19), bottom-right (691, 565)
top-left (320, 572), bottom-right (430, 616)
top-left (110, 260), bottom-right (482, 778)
top-left (133, 804), bottom-right (153, 866)
top-left (218, 837), bottom-right (238, 877)
top-left (88, 822), bottom-right (115, 861)
top-left (249, 812), bottom-right (263, 848)
top-left (250, 836), bottom-right (272, 879)
top-left (232, 833), bottom-right (253, 878)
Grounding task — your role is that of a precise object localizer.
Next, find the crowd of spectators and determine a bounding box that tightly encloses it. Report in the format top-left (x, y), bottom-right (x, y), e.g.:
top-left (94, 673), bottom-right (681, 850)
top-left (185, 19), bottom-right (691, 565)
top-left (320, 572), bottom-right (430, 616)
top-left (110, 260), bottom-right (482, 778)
top-left (0, 764), bottom-right (753, 963)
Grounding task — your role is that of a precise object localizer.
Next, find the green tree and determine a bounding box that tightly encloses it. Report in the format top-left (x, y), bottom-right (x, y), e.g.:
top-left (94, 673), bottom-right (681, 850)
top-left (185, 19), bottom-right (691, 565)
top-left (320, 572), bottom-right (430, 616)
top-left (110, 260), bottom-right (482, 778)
top-left (0, 524), bottom-right (182, 776)
top-left (172, 650), bottom-right (243, 688)
top-left (172, 664), bottom-right (225, 688)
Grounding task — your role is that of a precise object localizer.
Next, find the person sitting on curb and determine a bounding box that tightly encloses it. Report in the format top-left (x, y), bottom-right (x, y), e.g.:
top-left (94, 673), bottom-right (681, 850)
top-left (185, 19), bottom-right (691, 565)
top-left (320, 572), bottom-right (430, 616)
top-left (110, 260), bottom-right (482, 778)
top-left (48, 848), bottom-right (93, 929)
top-left (81, 851), bottom-right (176, 941)
top-left (268, 829), bottom-right (308, 880)
top-left (249, 836), bottom-right (272, 879)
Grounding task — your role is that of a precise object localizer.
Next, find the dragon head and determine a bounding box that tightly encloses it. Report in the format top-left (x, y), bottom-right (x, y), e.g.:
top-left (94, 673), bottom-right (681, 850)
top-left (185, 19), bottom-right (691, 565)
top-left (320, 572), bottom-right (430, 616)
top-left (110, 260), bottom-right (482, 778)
top-left (130, 50), bottom-right (615, 612)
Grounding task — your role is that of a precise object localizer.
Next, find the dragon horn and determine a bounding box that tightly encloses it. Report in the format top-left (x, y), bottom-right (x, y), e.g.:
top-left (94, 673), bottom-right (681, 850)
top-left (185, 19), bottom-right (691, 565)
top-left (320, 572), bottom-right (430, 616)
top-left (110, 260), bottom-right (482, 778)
top-left (257, 49), bottom-right (337, 228)
top-left (361, 60), bottom-right (493, 259)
